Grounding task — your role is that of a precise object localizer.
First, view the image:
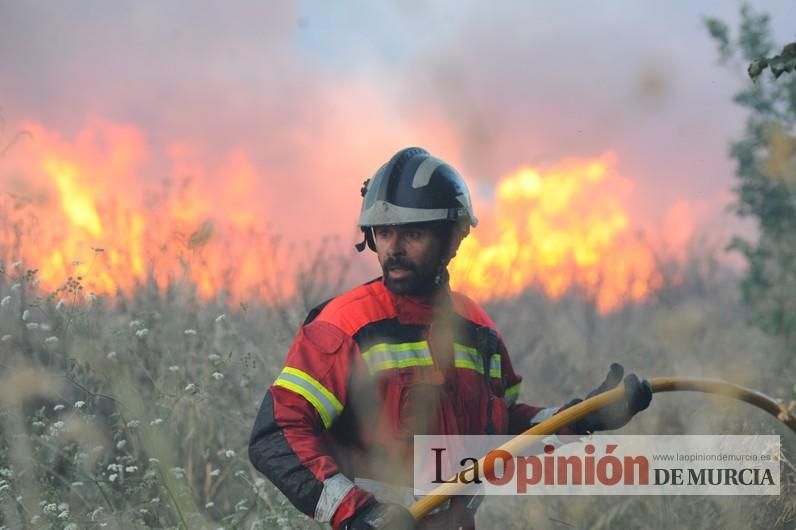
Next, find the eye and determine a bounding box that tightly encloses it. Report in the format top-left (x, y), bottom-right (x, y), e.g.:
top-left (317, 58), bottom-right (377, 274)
top-left (375, 227), bottom-right (393, 239)
top-left (405, 230), bottom-right (422, 241)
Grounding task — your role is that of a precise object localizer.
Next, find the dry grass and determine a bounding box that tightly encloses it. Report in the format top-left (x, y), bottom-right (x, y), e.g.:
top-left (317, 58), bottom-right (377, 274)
top-left (0, 242), bottom-right (794, 529)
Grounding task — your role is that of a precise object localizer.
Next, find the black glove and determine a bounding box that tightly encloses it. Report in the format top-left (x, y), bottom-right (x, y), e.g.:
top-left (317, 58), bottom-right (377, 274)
top-left (571, 363), bottom-right (652, 435)
top-left (346, 501), bottom-right (416, 530)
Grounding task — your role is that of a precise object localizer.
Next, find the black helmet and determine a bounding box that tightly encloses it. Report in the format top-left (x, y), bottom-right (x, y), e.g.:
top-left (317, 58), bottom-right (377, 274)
top-left (356, 147), bottom-right (478, 252)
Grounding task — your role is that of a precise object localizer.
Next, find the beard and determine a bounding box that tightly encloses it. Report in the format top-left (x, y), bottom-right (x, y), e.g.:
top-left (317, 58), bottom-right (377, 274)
top-left (382, 257), bottom-right (440, 296)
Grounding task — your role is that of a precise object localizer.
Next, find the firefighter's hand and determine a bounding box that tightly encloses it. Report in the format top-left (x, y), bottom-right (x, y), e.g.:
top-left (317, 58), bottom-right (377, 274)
top-left (571, 363), bottom-right (652, 434)
top-left (345, 501), bottom-right (416, 530)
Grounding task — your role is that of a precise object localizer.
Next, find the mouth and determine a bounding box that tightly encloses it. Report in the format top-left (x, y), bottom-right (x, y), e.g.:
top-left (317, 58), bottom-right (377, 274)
top-left (387, 267), bottom-right (413, 280)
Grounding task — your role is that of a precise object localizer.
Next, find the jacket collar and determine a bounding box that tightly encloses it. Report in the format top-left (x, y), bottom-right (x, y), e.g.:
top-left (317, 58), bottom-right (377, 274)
top-left (379, 272), bottom-right (453, 325)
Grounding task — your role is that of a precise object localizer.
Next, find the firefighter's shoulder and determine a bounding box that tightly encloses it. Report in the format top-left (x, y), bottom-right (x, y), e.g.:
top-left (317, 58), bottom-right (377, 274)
top-left (302, 278), bottom-right (391, 336)
top-left (451, 289), bottom-right (498, 329)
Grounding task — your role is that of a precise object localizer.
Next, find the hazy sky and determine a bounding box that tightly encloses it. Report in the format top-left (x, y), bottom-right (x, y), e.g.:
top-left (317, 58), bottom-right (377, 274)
top-left (1, 1), bottom-right (794, 249)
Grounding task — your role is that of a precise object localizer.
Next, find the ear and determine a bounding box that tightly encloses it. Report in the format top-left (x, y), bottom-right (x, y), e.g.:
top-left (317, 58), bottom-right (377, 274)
top-left (443, 227), bottom-right (465, 263)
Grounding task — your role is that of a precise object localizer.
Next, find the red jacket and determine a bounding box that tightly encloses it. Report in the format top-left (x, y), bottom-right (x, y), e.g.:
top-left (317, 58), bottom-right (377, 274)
top-left (249, 278), bottom-right (573, 529)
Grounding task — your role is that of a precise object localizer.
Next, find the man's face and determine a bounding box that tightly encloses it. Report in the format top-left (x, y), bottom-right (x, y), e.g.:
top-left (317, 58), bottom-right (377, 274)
top-left (373, 223), bottom-right (448, 295)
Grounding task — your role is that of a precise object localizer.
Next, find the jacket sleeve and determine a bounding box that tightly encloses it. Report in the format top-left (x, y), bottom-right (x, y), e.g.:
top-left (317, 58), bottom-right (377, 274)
top-left (499, 340), bottom-right (578, 436)
top-left (248, 320), bottom-right (374, 529)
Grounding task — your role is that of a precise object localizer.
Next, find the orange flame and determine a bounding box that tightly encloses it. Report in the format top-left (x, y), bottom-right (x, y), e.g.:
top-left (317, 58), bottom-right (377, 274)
top-left (1, 118), bottom-right (288, 302)
top-left (2, 119), bottom-right (690, 310)
top-left (450, 153), bottom-right (673, 312)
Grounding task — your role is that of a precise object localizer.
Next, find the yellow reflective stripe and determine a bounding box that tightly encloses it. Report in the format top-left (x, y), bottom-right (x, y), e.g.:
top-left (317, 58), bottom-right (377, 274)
top-left (370, 357), bottom-right (435, 372)
top-left (489, 354), bottom-right (502, 378)
top-left (274, 367), bottom-right (343, 428)
top-left (505, 382), bottom-right (521, 406)
top-left (454, 358), bottom-right (481, 372)
top-left (362, 341), bottom-right (433, 374)
top-left (363, 341), bottom-right (503, 379)
top-left (362, 341), bottom-right (429, 360)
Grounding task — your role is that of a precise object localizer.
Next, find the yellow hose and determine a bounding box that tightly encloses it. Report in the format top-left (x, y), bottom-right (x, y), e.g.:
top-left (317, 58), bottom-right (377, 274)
top-left (409, 376), bottom-right (796, 520)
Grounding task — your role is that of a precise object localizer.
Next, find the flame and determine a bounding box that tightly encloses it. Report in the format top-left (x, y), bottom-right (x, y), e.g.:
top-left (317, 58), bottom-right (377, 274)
top-left (450, 153), bottom-right (672, 312)
top-left (1, 118), bottom-right (289, 302)
top-left (1, 118), bottom-right (690, 310)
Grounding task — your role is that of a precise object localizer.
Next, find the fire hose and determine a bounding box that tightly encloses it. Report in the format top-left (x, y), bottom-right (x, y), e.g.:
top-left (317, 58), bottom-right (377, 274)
top-left (409, 376), bottom-right (796, 520)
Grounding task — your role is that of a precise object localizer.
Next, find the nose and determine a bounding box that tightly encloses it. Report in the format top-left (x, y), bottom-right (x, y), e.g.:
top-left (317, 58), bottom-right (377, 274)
top-left (375, 227), bottom-right (406, 258)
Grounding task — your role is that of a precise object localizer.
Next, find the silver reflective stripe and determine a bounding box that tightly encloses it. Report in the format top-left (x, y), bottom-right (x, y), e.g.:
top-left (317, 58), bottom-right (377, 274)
top-left (362, 341), bottom-right (433, 374)
top-left (530, 406), bottom-right (559, 425)
top-left (411, 156), bottom-right (445, 188)
top-left (489, 354), bottom-right (501, 378)
top-left (504, 382), bottom-right (521, 406)
top-left (355, 477), bottom-right (451, 515)
top-left (359, 200), bottom-right (452, 226)
top-left (314, 474), bottom-right (355, 523)
top-left (274, 370), bottom-right (342, 428)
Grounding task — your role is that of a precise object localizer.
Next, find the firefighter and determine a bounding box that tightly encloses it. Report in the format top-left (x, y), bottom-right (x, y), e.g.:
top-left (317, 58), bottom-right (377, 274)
top-left (249, 147), bottom-right (652, 530)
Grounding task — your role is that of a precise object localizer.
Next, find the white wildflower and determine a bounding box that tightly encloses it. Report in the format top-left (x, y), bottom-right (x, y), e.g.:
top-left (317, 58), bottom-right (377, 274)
top-left (56, 299), bottom-right (65, 310)
top-left (184, 383), bottom-right (196, 392)
top-left (106, 351), bottom-right (117, 360)
top-left (205, 501), bottom-right (215, 508)
top-left (129, 319), bottom-right (142, 329)
top-left (184, 329), bottom-right (197, 335)
top-left (58, 502), bottom-right (69, 512)
top-left (224, 449), bottom-right (235, 458)
top-left (43, 503), bottom-right (57, 514)
top-left (254, 477), bottom-right (265, 488)
top-left (25, 322), bottom-right (39, 330)
top-left (44, 336), bottom-right (58, 345)
top-left (171, 467), bottom-right (185, 478)
top-left (168, 365), bottom-right (179, 372)
top-left (233, 470), bottom-right (247, 478)
top-left (150, 418), bottom-right (163, 426)
top-left (116, 440), bottom-right (127, 450)
top-left (148, 458), bottom-right (160, 464)
top-left (208, 353), bottom-right (221, 362)
top-left (108, 473), bottom-right (117, 483)
top-left (107, 464), bottom-right (119, 472)
top-left (211, 372), bottom-right (224, 380)
top-left (32, 421), bottom-right (45, 428)
top-left (52, 421), bottom-right (64, 430)
top-left (209, 468), bottom-right (220, 477)
top-left (215, 313), bottom-right (226, 323)
top-left (30, 515), bottom-right (40, 524)
top-left (64, 524), bottom-right (78, 530)
top-left (11, 260), bottom-right (22, 269)
top-left (21, 309), bottom-right (29, 321)
top-left (10, 283), bottom-right (21, 292)
top-left (125, 466), bottom-right (137, 473)
top-left (138, 508), bottom-right (148, 514)
top-left (150, 497), bottom-right (160, 503)
top-left (40, 323), bottom-right (51, 331)
top-left (58, 510), bottom-right (69, 519)
top-left (0, 335), bottom-right (11, 342)
top-left (135, 328), bottom-right (149, 338)
top-left (0, 468), bottom-right (14, 478)
top-left (74, 401), bottom-right (85, 409)
top-left (126, 420), bottom-right (141, 428)
top-left (53, 404), bottom-right (65, 412)
top-left (0, 296), bottom-right (11, 307)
